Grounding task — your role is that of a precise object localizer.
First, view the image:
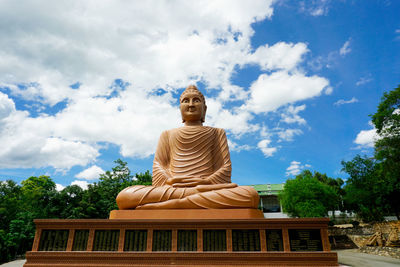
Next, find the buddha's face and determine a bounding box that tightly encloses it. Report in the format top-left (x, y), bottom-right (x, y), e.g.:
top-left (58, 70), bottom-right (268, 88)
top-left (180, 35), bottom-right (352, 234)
top-left (180, 92), bottom-right (207, 123)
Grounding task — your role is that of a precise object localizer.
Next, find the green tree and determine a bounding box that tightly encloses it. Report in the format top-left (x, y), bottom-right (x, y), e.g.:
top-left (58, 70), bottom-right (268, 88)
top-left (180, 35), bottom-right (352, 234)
top-left (4, 212), bottom-right (36, 260)
top-left (341, 85), bottom-right (400, 221)
top-left (341, 155), bottom-right (389, 222)
top-left (313, 171), bottom-right (345, 211)
top-left (79, 159), bottom-right (149, 218)
top-left (279, 170), bottom-right (339, 218)
top-left (0, 180), bottom-right (22, 263)
top-left (20, 176), bottom-right (57, 219)
top-left (50, 185), bottom-right (85, 219)
top-left (0, 180), bottom-right (21, 231)
top-left (0, 177), bottom-right (49, 263)
top-left (0, 160), bottom-right (153, 262)
top-left (371, 84), bottom-right (400, 219)
top-left (135, 170), bottom-right (152, 185)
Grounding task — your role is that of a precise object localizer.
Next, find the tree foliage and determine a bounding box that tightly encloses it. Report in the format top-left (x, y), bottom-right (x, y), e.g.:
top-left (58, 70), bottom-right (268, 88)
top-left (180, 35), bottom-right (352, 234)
top-left (0, 159), bottom-right (151, 263)
top-left (342, 85), bottom-right (400, 221)
top-left (341, 156), bottom-right (388, 221)
top-left (371, 84), bottom-right (400, 218)
top-left (279, 170), bottom-right (340, 218)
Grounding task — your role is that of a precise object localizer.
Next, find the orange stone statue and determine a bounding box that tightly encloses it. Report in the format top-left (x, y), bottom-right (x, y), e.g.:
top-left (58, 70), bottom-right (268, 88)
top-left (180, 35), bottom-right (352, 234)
top-left (116, 85), bottom-right (259, 209)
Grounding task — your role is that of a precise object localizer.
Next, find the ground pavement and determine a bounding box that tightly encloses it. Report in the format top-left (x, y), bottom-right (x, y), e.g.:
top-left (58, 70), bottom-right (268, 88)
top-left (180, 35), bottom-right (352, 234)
top-left (2, 250), bottom-right (400, 266)
top-left (336, 249), bottom-right (400, 267)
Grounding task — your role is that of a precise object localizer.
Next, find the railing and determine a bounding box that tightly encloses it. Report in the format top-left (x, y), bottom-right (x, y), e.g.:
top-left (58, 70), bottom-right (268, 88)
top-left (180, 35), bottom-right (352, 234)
top-left (25, 218), bottom-right (338, 266)
top-left (31, 218), bottom-right (331, 253)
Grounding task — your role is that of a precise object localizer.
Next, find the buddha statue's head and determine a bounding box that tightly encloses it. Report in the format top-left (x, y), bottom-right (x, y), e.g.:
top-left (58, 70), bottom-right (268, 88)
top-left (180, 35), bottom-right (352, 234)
top-left (180, 85), bottom-right (207, 125)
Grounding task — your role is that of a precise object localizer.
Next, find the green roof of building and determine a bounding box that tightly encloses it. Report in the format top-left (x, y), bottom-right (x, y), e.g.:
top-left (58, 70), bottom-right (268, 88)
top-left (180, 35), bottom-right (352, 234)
top-left (248, 183), bottom-right (284, 196)
top-left (250, 183), bottom-right (284, 191)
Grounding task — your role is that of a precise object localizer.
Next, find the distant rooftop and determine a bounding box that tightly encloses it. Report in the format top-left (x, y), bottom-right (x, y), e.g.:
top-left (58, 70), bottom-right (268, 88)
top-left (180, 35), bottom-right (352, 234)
top-left (249, 183), bottom-right (284, 196)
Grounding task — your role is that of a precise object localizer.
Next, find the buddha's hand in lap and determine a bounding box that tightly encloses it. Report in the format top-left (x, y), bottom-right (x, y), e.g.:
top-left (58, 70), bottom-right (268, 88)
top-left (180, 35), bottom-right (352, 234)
top-left (195, 183), bottom-right (238, 192)
top-left (166, 176), bottom-right (211, 187)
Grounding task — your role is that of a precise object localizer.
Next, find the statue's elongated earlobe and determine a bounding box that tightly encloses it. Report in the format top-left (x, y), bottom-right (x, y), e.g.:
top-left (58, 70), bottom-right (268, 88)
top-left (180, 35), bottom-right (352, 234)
top-left (201, 105), bottom-right (207, 123)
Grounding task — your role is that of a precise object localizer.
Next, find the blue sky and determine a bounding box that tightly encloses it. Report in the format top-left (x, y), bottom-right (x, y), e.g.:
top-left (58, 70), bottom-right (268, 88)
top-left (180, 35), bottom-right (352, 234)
top-left (0, 0), bottom-right (399, 190)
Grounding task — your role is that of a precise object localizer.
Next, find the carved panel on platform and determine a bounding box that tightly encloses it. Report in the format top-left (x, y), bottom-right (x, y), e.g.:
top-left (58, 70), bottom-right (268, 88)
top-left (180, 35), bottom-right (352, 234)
top-left (25, 219), bottom-right (338, 266)
top-left (266, 229), bottom-right (284, 251)
top-left (203, 230), bottom-right (226, 251)
top-left (72, 230), bottom-right (89, 251)
top-left (289, 229), bottom-right (323, 251)
top-left (124, 230), bottom-right (147, 251)
top-left (152, 230), bottom-right (172, 251)
top-left (232, 229), bottom-right (260, 251)
top-left (38, 229), bottom-right (69, 251)
top-left (93, 230), bottom-right (119, 251)
top-left (177, 230), bottom-right (197, 251)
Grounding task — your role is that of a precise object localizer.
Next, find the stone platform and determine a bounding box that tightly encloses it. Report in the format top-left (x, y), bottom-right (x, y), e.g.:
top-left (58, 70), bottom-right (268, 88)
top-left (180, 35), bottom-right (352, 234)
top-left (24, 216), bottom-right (338, 266)
top-left (110, 208), bottom-right (265, 219)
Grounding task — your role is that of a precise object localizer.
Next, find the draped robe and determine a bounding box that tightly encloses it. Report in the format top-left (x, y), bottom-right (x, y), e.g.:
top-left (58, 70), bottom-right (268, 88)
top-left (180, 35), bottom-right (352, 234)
top-left (116, 126), bottom-right (259, 209)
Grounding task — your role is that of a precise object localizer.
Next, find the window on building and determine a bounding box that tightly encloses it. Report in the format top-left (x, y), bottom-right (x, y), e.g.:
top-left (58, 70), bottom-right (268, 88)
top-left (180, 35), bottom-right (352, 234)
top-left (260, 195), bottom-right (281, 213)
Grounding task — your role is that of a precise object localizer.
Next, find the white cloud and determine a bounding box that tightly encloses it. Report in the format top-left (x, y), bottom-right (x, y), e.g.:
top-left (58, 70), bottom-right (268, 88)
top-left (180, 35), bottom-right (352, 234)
top-left (277, 128), bottom-right (303, 142)
top-left (281, 105), bottom-right (306, 125)
top-left (324, 86), bottom-right (333, 95)
top-left (75, 165), bottom-right (105, 180)
top-left (334, 97), bottom-right (358, 106)
top-left (245, 71), bottom-right (329, 113)
top-left (41, 138), bottom-right (99, 169)
top-left (0, 107), bottom-right (100, 169)
top-left (299, 0), bottom-right (331, 16)
top-left (259, 125), bottom-right (271, 138)
top-left (354, 128), bottom-right (378, 148)
top-left (0, 1), bottom-right (332, 170)
top-left (396, 29), bottom-right (400, 34)
top-left (309, 39), bottom-right (352, 72)
top-left (56, 183), bottom-right (65, 191)
top-left (340, 39), bottom-right (351, 56)
top-left (286, 161), bottom-right (302, 176)
top-left (356, 76), bottom-right (373, 86)
top-left (71, 180), bottom-right (89, 190)
top-left (257, 139), bottom-right (277, 157)
top-left (285, 161), bottom-right (311, 176)
top-left (247, 42), bottom-right (308, 71)
top-left (0, 92), bottom-right (15, 119)
top-left (228, 139), bottom-right (251, 152)
top-left (206, 98), bottom-right (259, 136)
top-left (0, 0), bottom-right (275, 105)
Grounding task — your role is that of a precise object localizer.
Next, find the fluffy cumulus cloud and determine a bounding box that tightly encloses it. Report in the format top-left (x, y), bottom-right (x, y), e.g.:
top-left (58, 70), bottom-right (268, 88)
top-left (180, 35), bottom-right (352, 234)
top-left (281, 105), bottom-right (306, 125)
top-left (0, 92), bottom-right (15, 119)
top-left (286, 161), bottom-right (302, 176)
top-left (0, 104), bottom-right (100, 169)
top-left (245, 71), bottom-right (329, 113)
top-left (56, 183), bottom-right (65, 191)
top-left (75, 165), bottom-right (105, 180)
top-left (354, 125), bottom-right (378, 148)
top-left (71, 180), bottom-right (89, 190)
top-left (257, 139), bottom-right (277, 157)
top-left (247, 42), bottom-right (308, 71)
top-left (0, 0), bottom-right (330, 170)
top-left (285, 161), bottom-right (311, 176)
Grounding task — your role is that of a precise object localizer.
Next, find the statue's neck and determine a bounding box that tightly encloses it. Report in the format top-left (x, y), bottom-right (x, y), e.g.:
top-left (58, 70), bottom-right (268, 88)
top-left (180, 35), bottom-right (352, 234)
top-left (184, 121), bottom-right (203, 126)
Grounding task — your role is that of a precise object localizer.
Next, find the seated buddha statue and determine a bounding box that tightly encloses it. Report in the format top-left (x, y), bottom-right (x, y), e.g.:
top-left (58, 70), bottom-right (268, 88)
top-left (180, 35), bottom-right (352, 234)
top-left (116, 85), bottom-right (259, 210)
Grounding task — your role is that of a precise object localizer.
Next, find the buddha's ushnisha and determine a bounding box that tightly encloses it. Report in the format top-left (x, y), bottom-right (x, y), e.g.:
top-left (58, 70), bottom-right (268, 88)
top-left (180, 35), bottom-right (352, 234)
top-left (116, 85), bottom-right (259, 209)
